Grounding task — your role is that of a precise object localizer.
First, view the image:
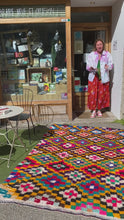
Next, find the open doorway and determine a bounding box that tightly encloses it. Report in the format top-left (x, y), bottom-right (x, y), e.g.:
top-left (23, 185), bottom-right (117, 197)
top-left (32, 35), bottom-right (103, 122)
top-left (72, 30), bottom-right (106, 115)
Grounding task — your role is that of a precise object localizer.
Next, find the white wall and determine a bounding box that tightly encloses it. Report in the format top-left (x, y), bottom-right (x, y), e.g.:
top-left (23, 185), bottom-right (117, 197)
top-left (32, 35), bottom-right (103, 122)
top-left (111, 0), bottom-right (124, 119)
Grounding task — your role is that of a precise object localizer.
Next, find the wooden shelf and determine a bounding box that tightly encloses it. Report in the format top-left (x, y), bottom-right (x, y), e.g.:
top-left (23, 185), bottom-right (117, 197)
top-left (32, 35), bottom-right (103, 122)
top-left (26, 67), bottom-right (51, 83)
top-left (3, 79), bottom-right (25, 83)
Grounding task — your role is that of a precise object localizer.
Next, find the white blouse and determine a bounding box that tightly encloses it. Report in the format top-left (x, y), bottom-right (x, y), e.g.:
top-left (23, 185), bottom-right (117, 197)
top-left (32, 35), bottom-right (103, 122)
top-left (86, 50), bottom-right (113, 83)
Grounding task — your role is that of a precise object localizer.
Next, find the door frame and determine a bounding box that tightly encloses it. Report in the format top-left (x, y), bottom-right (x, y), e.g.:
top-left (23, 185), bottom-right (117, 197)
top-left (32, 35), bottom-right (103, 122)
top-left (71, 9), bottom-right (112, 113)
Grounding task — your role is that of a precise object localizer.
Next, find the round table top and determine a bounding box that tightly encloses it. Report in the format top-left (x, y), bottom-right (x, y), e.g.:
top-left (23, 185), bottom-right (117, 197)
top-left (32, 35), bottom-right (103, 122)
top-left (0, 105), bottom-right (23, 119)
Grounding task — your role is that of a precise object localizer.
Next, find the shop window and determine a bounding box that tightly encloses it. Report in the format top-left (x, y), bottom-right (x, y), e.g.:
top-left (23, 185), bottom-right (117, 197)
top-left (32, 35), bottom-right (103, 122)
top-left (0, 23), bottom-right (67, 102)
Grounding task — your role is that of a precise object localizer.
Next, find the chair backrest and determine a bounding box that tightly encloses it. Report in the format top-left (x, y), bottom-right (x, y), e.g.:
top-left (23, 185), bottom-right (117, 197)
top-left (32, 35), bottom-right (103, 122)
top-left (34, 104), bottom-right (54, 125)
top-left (11, 88), bottom-right (33, 113)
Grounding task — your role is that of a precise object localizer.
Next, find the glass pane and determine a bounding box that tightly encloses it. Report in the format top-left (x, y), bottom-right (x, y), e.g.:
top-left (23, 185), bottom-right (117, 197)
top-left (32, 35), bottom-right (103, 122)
top-left (0, 23), bottom-right (67, 102)
top-left (72, 11), bottom-right (110, 23)
top-left (74, 30), bottom-right (106, 90)
top-left (0, 5), bottom-right (65, 18)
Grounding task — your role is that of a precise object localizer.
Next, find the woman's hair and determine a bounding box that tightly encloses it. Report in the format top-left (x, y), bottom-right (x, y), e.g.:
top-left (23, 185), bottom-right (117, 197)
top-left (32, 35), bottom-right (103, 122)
top-left (94, 38), bottom-right (105, 51)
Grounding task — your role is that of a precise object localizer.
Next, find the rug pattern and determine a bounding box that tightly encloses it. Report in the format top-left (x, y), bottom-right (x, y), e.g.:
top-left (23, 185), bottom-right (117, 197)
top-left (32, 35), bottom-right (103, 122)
top-left (1, 124), bottom-right (124, 219)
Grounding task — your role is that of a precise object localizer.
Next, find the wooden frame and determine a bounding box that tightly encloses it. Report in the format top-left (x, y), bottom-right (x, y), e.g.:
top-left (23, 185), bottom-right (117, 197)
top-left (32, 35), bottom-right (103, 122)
top-left (0, 0), bottom-right (72, 120)
top-left (0, 0), bottom-right (69, 5)
top-left (71, 7), bottom-right (112, 113)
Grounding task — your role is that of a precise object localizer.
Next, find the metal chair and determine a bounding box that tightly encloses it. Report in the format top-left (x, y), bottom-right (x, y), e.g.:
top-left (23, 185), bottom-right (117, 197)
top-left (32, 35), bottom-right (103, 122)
top-left (34, 104), bottom-right (54, 126)
top-left (8, 88), bottom-right (35, 144)
top-left (1, 118), bottom-right (27, 168)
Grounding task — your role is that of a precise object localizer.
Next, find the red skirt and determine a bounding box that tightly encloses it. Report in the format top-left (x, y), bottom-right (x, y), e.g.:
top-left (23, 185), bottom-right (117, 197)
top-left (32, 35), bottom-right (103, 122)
top-left (88, 75), bottom-right (110, 110)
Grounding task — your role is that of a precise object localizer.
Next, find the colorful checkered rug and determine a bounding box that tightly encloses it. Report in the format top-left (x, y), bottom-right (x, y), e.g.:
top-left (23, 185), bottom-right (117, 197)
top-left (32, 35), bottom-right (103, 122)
top-left (1, 124), bottom-right (124, 219)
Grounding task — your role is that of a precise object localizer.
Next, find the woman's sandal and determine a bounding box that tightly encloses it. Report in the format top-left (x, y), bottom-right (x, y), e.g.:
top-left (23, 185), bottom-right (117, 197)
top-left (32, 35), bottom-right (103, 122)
top-left (97, 110), bottom-right (102, 117)
top-left (90, 111), bottom-right (96, 118)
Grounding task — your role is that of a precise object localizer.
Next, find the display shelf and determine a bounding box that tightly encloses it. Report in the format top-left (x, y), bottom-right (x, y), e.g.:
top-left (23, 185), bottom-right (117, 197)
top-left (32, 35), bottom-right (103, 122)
top-left (0, 29), bottom-right (32, 95)
top-left (26, 67), bottom-right (51, 83)
top-left (2, 79), bottom-right (25, 83)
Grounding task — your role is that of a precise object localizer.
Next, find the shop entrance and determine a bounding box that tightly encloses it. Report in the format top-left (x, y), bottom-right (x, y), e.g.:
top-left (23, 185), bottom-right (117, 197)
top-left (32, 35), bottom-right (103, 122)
top-left (72, 29), bottom-right (107, 116)
top-left (71, 6), bottom-right (112, 118)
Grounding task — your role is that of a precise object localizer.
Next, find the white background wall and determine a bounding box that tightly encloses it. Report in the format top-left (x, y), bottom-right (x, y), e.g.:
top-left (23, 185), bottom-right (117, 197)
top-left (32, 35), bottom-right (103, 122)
top-left (111, 0), bottom-right (124, 119)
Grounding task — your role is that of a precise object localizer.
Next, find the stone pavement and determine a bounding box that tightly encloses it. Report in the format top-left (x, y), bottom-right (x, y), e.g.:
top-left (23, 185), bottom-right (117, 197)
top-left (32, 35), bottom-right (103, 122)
top-left (32, 110), bottom-right (124, 130)
top-left (1, 110), bottom-right (124, 130)
top-left (50, 111), bottom-right (124, 129)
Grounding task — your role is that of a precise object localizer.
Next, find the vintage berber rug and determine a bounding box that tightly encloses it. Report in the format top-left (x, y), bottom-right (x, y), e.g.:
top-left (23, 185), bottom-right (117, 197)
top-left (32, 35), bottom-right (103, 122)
top-left (1, 124), bottom-right (124, 220)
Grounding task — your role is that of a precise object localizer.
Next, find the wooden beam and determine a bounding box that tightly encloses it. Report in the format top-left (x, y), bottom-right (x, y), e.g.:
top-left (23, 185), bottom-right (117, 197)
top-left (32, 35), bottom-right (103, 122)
top-left (5, 100), bottom-right (68, 105)
top-left (71, 7), bottom-right (112, 13)
top-left (72, 23), bottom-right (111, 30)
top-left (0, 0), bottom-right (67, 6)
top-left (0, 17), bottom-right (65, 24)
top-left (65, 1), bottom-right (72, 120)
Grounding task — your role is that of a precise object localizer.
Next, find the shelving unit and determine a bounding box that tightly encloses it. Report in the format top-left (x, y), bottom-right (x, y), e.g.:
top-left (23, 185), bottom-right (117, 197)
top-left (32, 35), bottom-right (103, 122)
top-left (0, 29), bottom-right (32, 94)
top-left (26, 67), bottom-right (51, 83)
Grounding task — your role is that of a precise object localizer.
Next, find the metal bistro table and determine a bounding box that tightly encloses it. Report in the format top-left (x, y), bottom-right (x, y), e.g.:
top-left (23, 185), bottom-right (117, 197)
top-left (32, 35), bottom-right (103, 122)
top-left (0, 105), bottom-right (26, 168)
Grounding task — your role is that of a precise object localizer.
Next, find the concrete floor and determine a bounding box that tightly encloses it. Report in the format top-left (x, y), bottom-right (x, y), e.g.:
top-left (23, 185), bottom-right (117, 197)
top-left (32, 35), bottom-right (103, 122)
top-left (1, 110), bottom-right (124, 130)
top-left (27, 110), bottom-right (124, 129)
top-left (50, 110), bottom-right (124, 129)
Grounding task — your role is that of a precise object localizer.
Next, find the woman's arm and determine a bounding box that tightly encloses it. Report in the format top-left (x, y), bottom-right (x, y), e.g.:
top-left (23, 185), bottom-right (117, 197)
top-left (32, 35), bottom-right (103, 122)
top-left (86, 52), bottom-right (96, 72)
top-left (106, 52), bottom-right (113, 71)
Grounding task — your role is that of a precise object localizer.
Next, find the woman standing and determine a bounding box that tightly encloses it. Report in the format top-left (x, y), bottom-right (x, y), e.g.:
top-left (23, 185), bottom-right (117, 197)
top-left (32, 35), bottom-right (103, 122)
top-left (86, 39), bottom-right (113, 118)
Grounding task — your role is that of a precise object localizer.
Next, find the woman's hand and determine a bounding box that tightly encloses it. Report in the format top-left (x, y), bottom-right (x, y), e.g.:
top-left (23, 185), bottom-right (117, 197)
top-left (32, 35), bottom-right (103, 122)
top-left (104, 64), bottom-right (109, 70)
top-left (89, 67), bottom-right (97, 72)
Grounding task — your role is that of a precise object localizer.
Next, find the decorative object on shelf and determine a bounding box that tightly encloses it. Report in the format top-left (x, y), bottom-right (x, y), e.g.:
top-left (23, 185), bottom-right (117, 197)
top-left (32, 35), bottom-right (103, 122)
top-left (31, 73), bottom-right (42, 82)
top-left (75, 77), bottom-right (80, 86)
top-left (18, 69), bottom-right (25, 80)
top-left (5, 39), bottom-right (12, 49)
top-left (62, 68), bottom-right (67, 79)
top-left (49, 83), bottom-right (56, 93)
top-left (55, 71), bottom-right (63, 83)
top-left (31, 42), bottom-right (44, 56)
top-left (40, 58), bottom-right (52, 68)
top-left (15, 52), bottom-right (23, 58)
top-left (61, 92), bottom-right (67, 99)
top-left (33, 58), bottom-right (39, 67)
top-left (18, 57), bottom-right (29, 65)
top-left (17, 44), bottom-right (28, 52)
top-left (53, 67), bottom-right (59, 71)
top-left (38, 83), bottom-right (44, 94)
top-left (29, 81), bottom-right (38, 86)
top-left (44, 83), bottom-right (49, 92)
top-left (8, 66), bottom-right (18, 80)
top-left (7, 59), bottom-right (17, 65)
